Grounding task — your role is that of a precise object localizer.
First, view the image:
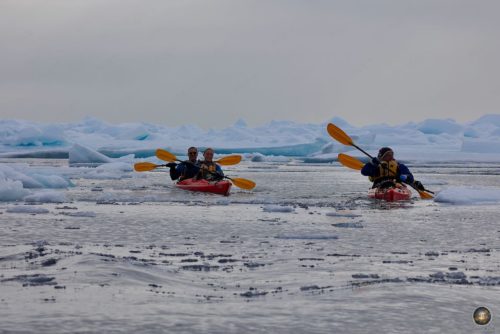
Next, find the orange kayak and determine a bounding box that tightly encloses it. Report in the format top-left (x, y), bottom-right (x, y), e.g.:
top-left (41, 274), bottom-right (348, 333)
top-left (176, 178), bottom-right (232, 196)
top-left (368, 184), bottom-right (412, 201)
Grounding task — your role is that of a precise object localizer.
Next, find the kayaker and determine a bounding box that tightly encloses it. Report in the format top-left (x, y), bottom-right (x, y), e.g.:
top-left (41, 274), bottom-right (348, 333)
top-left (361, 147), bottom-right (423, 189)
top-left (167, 147), bottom-right (200, 181)
top-left (195, 148), bottom-right (224, 181)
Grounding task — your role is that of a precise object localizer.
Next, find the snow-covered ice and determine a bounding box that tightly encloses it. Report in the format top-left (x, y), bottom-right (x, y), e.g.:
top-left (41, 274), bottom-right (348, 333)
top-left (1, 115), bottom-right (500, 163)
top-left (435, 186), bottom-right (500, 205)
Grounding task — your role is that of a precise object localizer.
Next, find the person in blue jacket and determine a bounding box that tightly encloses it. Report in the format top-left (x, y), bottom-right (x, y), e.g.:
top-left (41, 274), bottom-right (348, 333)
top-left (167, 147), bottom-right (200, 181)
top-left (195, 148), bottom-right (224, 181)
top-left (361, 147), bottom-right (423, 189)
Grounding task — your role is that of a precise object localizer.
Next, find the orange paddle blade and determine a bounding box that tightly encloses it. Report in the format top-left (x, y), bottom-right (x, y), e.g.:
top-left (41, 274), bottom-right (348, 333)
top-left (337, 153), bottom-right (364, 170)
top-left (216, 155), bottom-right (242, 166)
top-left (416, 189), bottom-right (434, 200)
top-left (327, 123), bottom-right (354, 146)
top-left (229, 177), bottom-right (256, 190)
top-left (156, 149), bottom-right (177, 162)
top-left (134, 162), bottom-right (161, 172)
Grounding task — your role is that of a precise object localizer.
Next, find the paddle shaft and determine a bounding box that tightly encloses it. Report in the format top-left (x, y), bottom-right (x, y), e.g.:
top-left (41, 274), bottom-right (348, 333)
top-left (352, 143), bottom-right (373, 160)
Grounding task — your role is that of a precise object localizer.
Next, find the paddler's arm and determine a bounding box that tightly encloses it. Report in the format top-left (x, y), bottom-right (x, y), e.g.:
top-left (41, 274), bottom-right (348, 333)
top-left (397, 163), bottom-right (414, 184)
top-left (168, 163), bottom-right (180, 180)
top-left (361, 158), bottom-right (379, 177)
top-left (215, 164), bottom-right (224, 177)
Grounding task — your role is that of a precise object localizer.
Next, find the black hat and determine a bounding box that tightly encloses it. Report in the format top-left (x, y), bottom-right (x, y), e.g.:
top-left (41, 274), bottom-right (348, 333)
top-left (377, 147), bottom-right (393, 159)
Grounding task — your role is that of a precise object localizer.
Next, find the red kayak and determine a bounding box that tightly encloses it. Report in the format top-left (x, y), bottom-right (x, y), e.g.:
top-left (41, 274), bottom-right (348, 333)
top-left (176, 178), bottom-right (232, 196)
top-left (368, 184), bottom-right (412, 202)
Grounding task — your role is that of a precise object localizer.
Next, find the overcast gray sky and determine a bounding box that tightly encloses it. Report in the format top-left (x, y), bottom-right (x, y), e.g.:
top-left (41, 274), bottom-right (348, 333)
top-left (1, 0), bottom-right (499, 128)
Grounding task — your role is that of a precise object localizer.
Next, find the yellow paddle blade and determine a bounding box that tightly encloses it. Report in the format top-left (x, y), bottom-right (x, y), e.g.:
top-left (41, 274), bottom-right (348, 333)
top-left (338, 153), bottom-right (364, 170)
top-left (229, 177), bottom-right (256, 190)
top-left (416, 189), bottom-right (434, 200)
top-left (327, 123), bottom-right (354, 146)
top-left (156, 149), bottom-right (177, 162)
top-left (216, 155), bottom-right (242, 166)
top-left (134, 162), bottom-right (160, 172)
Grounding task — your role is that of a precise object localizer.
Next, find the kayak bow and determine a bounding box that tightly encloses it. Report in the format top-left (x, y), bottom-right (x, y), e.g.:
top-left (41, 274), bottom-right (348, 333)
top-left (176, 178), bottom-right (232, 196)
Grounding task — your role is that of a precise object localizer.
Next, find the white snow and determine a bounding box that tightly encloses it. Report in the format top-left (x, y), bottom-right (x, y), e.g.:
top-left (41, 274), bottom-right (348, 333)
top-left (434, 186), bottom-right (500, 205)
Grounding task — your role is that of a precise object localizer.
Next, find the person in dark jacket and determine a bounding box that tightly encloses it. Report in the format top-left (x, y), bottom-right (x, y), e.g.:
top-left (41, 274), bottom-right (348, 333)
top-left (167, 147), bottom-right (200, 181)
top-left (361, 147), bottom-right (423, 189)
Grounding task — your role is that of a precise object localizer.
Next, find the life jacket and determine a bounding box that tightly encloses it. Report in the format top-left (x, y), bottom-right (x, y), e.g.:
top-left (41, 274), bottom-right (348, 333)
top-left (199, 161), bottom-right (218, 180)
top-left (369, 160), bottom-right (399, 183)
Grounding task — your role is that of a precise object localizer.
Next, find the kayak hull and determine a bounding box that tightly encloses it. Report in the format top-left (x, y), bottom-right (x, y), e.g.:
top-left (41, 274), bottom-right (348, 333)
top-left (368, 184), bottom-right (412, 202)
top-left (176, 178), bottom-right (232, 196)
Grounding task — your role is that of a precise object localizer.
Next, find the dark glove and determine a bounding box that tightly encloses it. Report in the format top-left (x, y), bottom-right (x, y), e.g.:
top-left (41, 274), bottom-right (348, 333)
top-left (166, 163), bottom-right (177, 168)
top-left (414, 181), bottom-right (425, 191)
top-left (399, 174), bottom-right (408, 183)
top-left (371, 157), bottom-right (380, 166)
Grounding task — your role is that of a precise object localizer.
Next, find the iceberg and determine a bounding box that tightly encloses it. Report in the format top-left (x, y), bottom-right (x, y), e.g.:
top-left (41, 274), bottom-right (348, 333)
top-left (0, 114), bottom-right (500, 161)
top-left (24, 190), bottom-right (67, 203)
top-left (0, 178), bottom-right (29, 201)
top-left (69, 144), bottom-right (112, 166)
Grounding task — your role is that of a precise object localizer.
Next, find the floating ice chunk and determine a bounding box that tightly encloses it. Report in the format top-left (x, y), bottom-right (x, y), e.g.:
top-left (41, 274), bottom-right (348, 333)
top-left (96, 162), bottom-right (133, 172)
top-left (332, 222), bottom-right (364, 228)
top-left (30, 174), bottom-right (72, 188)
top-left (325, 212), bottom-right (362, 218)
top-left (0, 178), bottom-right (29, 201)
top-left (263, 205), bottom-right (294, 213)
top-left (250, 153), bottom-right (265, 162)
top-left (85, 162), bottom-right (133, 180)
top-left (69, 144), bottom-right (112, 165)
top-left (6, 206), bottom-right (50, 214)
top-left (0, 165), bottom-right (43, 188)
top-left (60, 211), bottom-right (96, 217)
top-left (417, 179), bottom-right (448, 186)
top-left (435, 186), bottom-right (500, 205)
top-left (24, 190), bottom-right (66, 203)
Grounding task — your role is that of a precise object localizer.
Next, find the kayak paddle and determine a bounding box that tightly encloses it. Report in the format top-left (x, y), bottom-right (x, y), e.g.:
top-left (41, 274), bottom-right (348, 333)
top-left (156, 149), bottom-right (242, 166)
top-left (327, 124), bottom-right (434, 199)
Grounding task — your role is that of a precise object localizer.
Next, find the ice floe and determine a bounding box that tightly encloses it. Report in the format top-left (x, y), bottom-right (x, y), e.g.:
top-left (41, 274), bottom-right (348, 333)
top-left (262, 205), bottom-right (295, 213)
top-left (434, 186), bottom-right (500, 205)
